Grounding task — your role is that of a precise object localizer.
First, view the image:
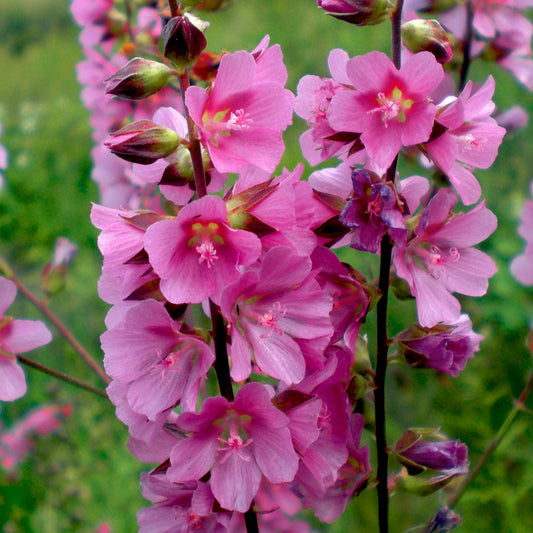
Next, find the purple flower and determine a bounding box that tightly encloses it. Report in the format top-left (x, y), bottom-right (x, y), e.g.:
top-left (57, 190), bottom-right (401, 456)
top-left (339, 168), bottom-right (407, 253)
top-left (396, 314), bottom-right (483, 377)
top-left (511, 180), bottom-right (533, 285)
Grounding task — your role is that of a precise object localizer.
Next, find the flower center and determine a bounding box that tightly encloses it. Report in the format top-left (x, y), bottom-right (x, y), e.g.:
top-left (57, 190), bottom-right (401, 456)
top-left (226, 108), bottom-right (252, 131)
top-left (218, 428), bottom-right (253, 464)
top-left (257, 301), bottom-right (287, 337)
top-left (459, 133), bottom-right (487, 152)
top-left (188, 221), bottom-right (224, 268)
top-left (195, 241), bottom-right (218, 268)
top-left (369, 87), bottom-right (414, 127)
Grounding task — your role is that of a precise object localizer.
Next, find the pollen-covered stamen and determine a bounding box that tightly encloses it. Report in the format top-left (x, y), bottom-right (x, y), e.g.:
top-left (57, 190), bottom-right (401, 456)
top-left (185, 510), bottom-right (203, 530)
top-left (367, 194), bottom-right (384, 218)
top-left (217, 429), bottom-right (253, 464)
top-left (226, 108), bottom-right (252, 131)
top-left (257, 301), bottom-right (287, 337)
top-left (429, 245), bottom-right (460, 265)
top-left (196, 240), bottom-right (219, 268)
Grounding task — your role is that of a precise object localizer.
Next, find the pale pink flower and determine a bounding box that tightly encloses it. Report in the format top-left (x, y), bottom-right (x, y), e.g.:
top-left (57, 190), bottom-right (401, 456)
top-left (511, 181), bottom-right (533, 285)
top-left (328, 51), bottom-right (443, 170)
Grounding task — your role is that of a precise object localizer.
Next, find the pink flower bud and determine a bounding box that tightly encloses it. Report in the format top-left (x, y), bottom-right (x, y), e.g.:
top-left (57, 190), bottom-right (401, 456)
top-left (105, 58), bottom-right (173, 100)
top-left (41, 237), bottom-right (78, 296)
top-left (402, 19), bottom-right (453, 63)
top-left (317, 0), bottom-right (394, 26)
top-left (104, 120), bottom-right (181, 164)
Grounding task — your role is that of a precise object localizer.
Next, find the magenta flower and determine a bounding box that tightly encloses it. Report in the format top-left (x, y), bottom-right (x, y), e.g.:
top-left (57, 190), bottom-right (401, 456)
top-left (185, 48), bottom-right (294, 173)
top-left (328, 51), bottom-right (443, 170)
top-left (393, 188), bottom-right (497, 327)
top-left (0, 277), bottom-right (52, 401)
top-left (396, 314), bottom-right (483, 377)
top-left (220, 247), bottom-right (333, 384)
top-left (167, 382), bottom-right (299, 513)
top-left (144, 195), bottom-right (262, 304)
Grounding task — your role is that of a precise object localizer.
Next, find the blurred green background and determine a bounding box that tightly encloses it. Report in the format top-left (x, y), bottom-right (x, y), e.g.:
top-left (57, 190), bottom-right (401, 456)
top-left (0, 0), bottom-right (532, 531)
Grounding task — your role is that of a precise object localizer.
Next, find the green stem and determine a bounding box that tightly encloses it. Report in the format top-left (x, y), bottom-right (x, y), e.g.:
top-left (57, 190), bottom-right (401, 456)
top-left (17, 355), bottom-right (107, 397)
top-left (448, 367), bottom-right (533, 508)
top-left (459, 0), bottom-right (474, 92)
top-left (0, 257), bottom-right (109, 385)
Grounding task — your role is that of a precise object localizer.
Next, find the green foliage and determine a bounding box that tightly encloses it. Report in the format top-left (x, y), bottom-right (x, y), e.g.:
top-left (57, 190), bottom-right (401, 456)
top-left (0, 0), bottom-right (533, 532)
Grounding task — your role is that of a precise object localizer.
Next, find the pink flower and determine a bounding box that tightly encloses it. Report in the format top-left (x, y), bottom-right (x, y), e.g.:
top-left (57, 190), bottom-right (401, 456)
top-left (220, 247), bottom-right (333, 384)
top-left (393, 189), bottom-right (497, 327)
top-left (144, 195), bottom-right (262, 304)
top-left (102, 300), bottom-right (215, 418)
top-left (167, 382), bottom-right (299, 513)
top-left (185, 48), bottom-right (294, 173)
top-left (294, 49), bottom-right (353, 165)
top-left (328, 51), bottom-right (443, 170)
top-left (423, 76), bottom-right (506, 205)
top-left (0, 277), bottom-right (52, 401)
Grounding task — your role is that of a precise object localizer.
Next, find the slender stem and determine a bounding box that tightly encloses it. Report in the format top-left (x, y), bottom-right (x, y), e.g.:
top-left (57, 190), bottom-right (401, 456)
top-left (459, 0), bottom-right (474, 92)
top-left (1, 259), bottom-right (109, 385)
top-left (178, 72), bottom-right (208, 198)
top-left (448, 367), bottom-right (533, 508)
top-left (17, 355), bottom-right (107, 397)
top-left (209, 299), bottom-right (234, 402)
top-left (178, 61), bottom-right (254, 529)
top-left (168, 0), bottom-right (180, 17)
top-left (391, 0), bottom-right (405, 69)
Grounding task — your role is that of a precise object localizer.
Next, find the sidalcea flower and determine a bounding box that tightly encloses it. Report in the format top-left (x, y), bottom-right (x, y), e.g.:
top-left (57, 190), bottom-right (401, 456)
top-left (167, 382), bottom-right (299, 513)
top-left (294, 48), bottom-right (357, 165)
top-left (393, 188), bottom-right (497, 327)
top-left (101, 300), bottom-right (215, 418)
top-left (511, 180), bottom-right (533, 285)
top-left (220, 247), bottom-right (333, 384)
top-left (423, 76), bottom-right (506, 205)
top-left (396, 314), bottom-right (483, 377)
top-left (144, 195), bottom-right (262, 304)
top-left (339, 168), bottom-right (407, 253)
top-left (185, 47), bottom-right (294, 173)
top-left (328, 51), bottom-right (443, 170)
top-left (0, 277), bottom-right (52, 401)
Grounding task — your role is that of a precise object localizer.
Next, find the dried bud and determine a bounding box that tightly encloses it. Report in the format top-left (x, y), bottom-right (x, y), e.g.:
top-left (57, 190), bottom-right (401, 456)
top-left (402, 19), bottom-right (453, 63)
top-left (425, 507), bottom-right (462, 533)
top-left (317, 0), bottom-right (394, 26)
top-left (105, 58), bottom-right (173, 100)
top-left (41, 238), bottom-right (78, 296)
top-left (104, 120), bottom-right (181, 164)
top-left (162, 13), bottom-right (208, 71)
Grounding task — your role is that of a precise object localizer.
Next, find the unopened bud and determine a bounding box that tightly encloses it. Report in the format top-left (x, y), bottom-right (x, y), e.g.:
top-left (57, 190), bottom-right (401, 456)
top-left (104, 120), bottom-right (181, 164)
top-left (162, 13), bottom-right (208, 71)
top-left (105, 58), bottom-right (173, 100)
top-left (317, 0), bottom-right (394, 26)
top-left (402, 19), bottom-right (453, 63)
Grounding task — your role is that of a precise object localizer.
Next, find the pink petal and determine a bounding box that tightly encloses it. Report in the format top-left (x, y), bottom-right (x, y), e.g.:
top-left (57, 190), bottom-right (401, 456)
top-left (0, 356), bottom-right (27, 401)
top-left (401, 52), bottom-right (443, 97)
top-left (0, 277), bottom-right (16, 316)
top-left (345, 52), bottom-right (396, 92)
top-left (1, 320), bottom-right (52, 354)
